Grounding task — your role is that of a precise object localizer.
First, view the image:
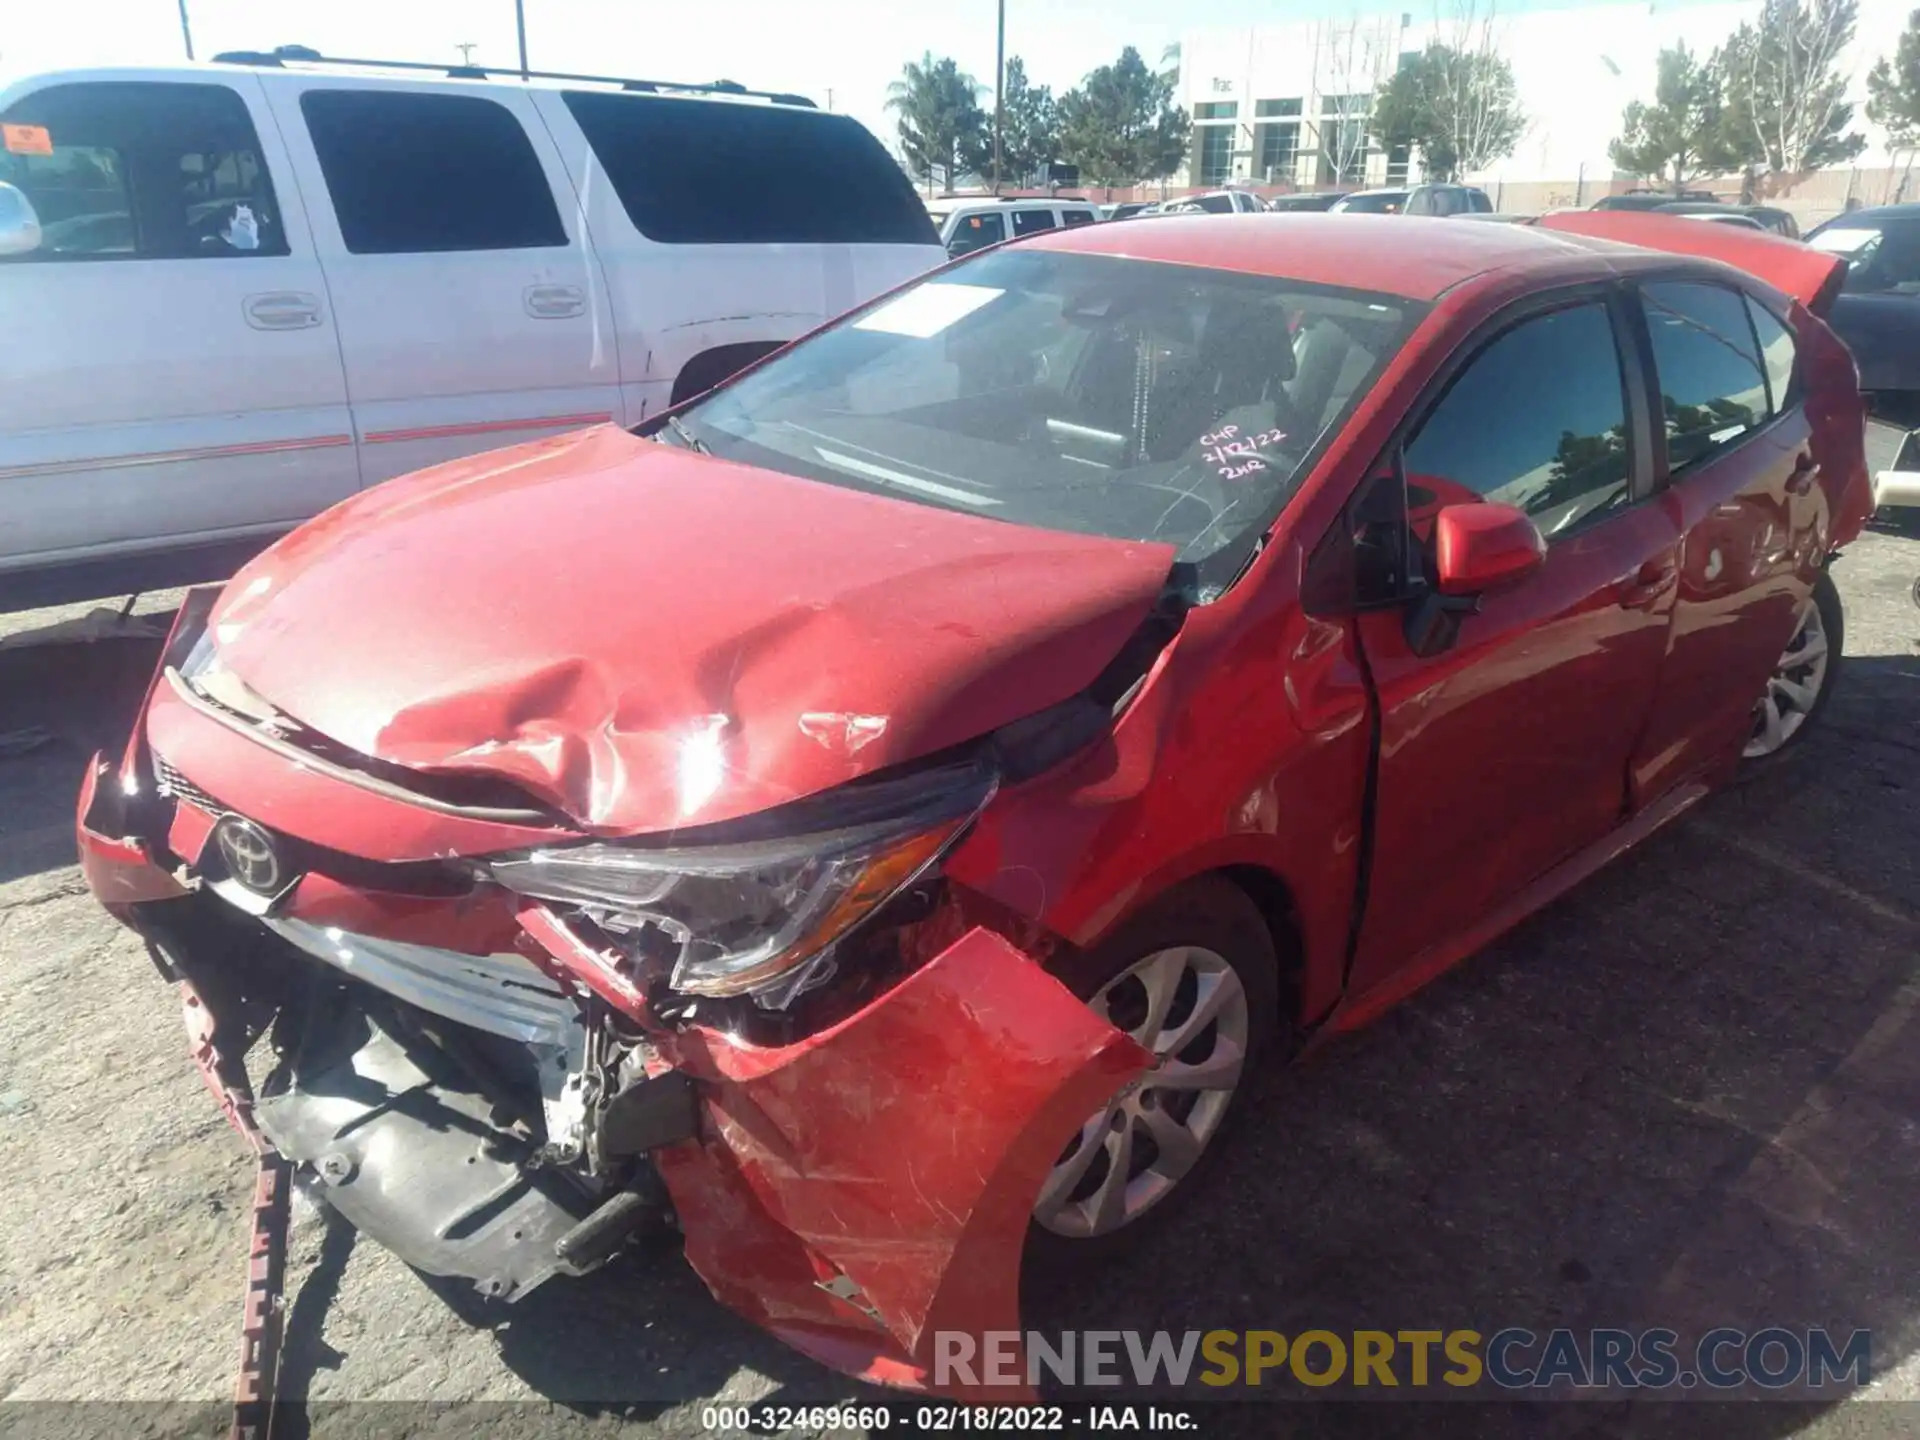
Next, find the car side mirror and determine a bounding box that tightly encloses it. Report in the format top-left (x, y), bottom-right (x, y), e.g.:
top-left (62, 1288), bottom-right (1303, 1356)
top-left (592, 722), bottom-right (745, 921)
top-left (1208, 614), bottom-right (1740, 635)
top-left (1402, 502), bottom-right (1546, 657)
top-left (0, 183), bottom-right (42, 258)
top-left (1434, 501), bottom-right (1547, 595)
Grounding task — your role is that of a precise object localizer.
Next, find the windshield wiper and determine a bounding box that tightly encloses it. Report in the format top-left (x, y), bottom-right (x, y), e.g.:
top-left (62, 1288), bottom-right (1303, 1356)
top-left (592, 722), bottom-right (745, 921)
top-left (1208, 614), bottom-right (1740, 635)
top-left (663, 415), bottom-right (710, 454)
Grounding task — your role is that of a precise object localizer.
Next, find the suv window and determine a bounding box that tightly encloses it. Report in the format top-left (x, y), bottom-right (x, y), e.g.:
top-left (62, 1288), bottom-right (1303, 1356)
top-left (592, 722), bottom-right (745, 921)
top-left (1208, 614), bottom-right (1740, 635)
top-left (562, 92), bottom-right (935, 246)
top-left (1404, 301), bottom-right (1631, 539)
top-left (947, 211), bottom-right (1004, 255)
top-left (1, 81), bottom-right (288, 261)
top-left (300, 90), bottom-right (565, 255)
top-left (1011, 208), bottom-right (1057, 236)
top-left (1745, 297), bottom-right (1797, 413)
top-left (1641, 281), bottom-right (1768, 473)
top-left (1061, 208), bottom-right (1096, 227)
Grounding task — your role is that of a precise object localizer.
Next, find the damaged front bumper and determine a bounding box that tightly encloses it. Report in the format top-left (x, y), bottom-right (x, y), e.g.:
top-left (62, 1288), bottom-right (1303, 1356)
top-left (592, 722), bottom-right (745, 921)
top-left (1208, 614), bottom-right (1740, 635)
top-left (77, 727), bottom-right (1150, 1401)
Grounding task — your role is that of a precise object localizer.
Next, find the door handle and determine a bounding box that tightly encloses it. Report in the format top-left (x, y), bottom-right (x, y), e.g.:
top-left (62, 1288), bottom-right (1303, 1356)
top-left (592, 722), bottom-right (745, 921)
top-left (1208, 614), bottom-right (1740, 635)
top-left (524, 284), bottom-right (587, 319)
top-left (1617, 558), bottom-right (1678, 609)
top-left (1786, 450), bottom-right (1820, 496)
top-left (243, 291), bottom-right (323, 330)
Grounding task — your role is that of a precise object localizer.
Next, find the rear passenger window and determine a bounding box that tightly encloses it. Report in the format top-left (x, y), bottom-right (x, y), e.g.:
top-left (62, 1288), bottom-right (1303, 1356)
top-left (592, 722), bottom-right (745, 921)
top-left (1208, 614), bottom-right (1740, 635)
top-left (948, 212), bottom-right (1004, 255)
top-left (1745, 296), bottom-right (1797, 413)
top-left (300, 90), bottom-right (565, 254)
top-left (1404, 301), bottom-right (1631, 539)
top-left (1012, 209), bottom-right (1057, 236)
top-left (562, 92), bottom-right (936, 246)
top-left (1641, 282), bottom-right (1769, 473)
top-left (1061, 209), bottom-right (1096, 227)
top-left (1, 81), bottom-right (288, 261)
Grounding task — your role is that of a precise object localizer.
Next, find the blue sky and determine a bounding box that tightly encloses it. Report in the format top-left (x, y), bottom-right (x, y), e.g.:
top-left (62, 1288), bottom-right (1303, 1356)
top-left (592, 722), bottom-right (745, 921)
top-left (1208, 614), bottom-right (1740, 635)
top-left (2, 0), bottom-right (1736, 148)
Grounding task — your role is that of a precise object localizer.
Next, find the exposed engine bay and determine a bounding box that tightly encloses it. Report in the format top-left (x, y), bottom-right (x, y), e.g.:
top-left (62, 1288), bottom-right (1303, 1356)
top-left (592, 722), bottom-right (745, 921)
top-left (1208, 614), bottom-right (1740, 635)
top-left (147, 895), bottom-right (700, 1304)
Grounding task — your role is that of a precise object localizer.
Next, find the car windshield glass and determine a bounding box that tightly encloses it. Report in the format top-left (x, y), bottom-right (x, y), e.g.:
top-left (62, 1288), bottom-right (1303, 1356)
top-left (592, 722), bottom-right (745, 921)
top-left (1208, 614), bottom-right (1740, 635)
top-left (1812, 224), bottom-right (1920, 294)
top-left (1343, 192), bottom-right (1405, 213)
top-left (672, 249), bottom-right (1417, 596)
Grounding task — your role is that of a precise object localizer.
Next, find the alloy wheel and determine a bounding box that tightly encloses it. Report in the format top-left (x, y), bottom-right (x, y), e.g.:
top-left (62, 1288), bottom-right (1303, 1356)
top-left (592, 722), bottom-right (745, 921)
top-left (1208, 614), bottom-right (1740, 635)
top-left (1032, 945), bottom-right (1250, 1239)
top-left (1743, 594), bottom-right (1831, 759)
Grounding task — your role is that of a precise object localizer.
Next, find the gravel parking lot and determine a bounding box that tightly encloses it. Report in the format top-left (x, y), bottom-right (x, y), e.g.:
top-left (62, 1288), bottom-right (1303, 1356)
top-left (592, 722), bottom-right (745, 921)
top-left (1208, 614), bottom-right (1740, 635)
top-left (1, 529), bottom-right (1916, 1439)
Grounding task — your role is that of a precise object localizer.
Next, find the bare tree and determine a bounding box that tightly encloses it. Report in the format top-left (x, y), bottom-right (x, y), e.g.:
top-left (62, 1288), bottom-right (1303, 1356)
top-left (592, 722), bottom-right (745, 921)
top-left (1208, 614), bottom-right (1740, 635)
top-left (1375, 2), bottom-right (1526, 179)
top-left (1720, 0), bottom-right (1866, 191)
top-left (1431, 1), bottom-right (1526, 175)
top-left (1310, 14), bottom-right (1397, 185)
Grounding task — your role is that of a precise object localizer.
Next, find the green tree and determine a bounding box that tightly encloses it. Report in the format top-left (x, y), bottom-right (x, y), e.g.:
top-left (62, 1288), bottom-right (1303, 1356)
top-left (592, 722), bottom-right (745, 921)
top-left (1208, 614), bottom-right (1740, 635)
top-left (997, 57), bottom-right (1060, 187)
top-left (1608, 45), bottom-right (1739, 192)
top-left (1867, 8), bottom-right (1920, 148)
top-left (1373, 41), bottom-right (1525, 181)
top-left (888, 53), bottom-right (990, 195)
top-left (1057, 47), bottom-right (1190, 194)
top-left (1719, 0), bottom-right (1866, 191)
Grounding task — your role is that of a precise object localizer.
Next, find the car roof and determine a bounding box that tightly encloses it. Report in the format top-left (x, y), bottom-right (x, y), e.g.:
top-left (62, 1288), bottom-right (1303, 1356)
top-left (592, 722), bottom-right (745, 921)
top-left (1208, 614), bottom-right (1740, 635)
top-left (1017, 211), bottom-right (1661, 301)
top-left (1821, 203), bottom-right (1920, 226)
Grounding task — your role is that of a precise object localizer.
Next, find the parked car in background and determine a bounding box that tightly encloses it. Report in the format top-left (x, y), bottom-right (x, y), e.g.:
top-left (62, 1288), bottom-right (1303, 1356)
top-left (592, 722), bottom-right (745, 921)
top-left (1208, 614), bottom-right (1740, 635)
top-left (0, 49), bottom-right (944, 610)
top-left (1262, 192), bottom-right (1347, 212)
top-left (930, 197), bottom-right (1101, 257)
top-left (1592, 188), bottom-right (1717, 211)
top-left (1808, 204), bottom-right (1920, 526)
top-left (1101, 202), bottom-right (1152, 221)
top-left (80, 210), bottom-right (1870, 1404)
top-left (1403, 183), bottom-right (1493, 216)
top-left (1331, 187), bottom-right (1411, 214)
top-left (1677, 212), bottom-right (1767, 230)
top-left (1149, 189), bottom-right (1267, 215)
top-left (1656, 202), bottom-right (1800, 238)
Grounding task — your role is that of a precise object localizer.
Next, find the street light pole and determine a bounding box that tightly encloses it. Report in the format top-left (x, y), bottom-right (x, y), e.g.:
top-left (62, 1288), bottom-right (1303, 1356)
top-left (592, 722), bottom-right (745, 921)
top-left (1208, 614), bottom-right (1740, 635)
top-left (515, 0), bottom-right (530, 78)
top-left (177, 0), bottom-right (195, 60)
top-left (992, 0), bottom-right (1005, 192)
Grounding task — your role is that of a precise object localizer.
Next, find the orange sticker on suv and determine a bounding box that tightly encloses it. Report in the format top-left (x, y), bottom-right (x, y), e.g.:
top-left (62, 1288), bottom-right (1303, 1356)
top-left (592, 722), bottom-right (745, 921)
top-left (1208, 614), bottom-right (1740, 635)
top-left (3, 123), bottom-right (53, 155)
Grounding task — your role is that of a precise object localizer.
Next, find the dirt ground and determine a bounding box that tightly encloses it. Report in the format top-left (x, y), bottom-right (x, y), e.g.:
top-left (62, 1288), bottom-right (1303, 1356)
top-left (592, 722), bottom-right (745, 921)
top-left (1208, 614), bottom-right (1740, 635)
top-left (1, 528), bottom-right (1918, 1439)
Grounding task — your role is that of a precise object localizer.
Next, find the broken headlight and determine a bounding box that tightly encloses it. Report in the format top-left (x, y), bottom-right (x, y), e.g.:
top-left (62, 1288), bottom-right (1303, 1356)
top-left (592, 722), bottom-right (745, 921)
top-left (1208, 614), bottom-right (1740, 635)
top-left (484, 760), bottom-right (994, 1004)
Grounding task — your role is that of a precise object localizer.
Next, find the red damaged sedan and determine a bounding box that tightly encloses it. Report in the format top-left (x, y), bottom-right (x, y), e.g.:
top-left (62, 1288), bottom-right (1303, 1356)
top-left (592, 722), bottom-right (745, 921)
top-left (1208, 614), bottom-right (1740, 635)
top-left (79, 213), bottom-right (1871, 1399)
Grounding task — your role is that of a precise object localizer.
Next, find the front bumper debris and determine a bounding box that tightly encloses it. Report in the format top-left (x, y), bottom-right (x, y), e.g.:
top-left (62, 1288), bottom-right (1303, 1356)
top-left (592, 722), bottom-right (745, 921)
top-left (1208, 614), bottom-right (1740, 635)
top-left (78, 733), bottom-right (1152, 1405)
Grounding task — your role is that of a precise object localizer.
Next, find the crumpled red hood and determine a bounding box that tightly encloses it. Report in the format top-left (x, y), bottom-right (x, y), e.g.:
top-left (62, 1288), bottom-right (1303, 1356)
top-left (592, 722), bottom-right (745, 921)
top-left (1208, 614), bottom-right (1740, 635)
top-left (208, 426), bottom-right (1175, 835)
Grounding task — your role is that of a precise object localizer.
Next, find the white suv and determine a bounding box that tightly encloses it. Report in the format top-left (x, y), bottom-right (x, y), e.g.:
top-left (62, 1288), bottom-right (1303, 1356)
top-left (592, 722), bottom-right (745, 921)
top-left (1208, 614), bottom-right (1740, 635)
top-left (928, 198), bottom-right (1102, 259)
top-left (0, 50), bottom-right (945, 608)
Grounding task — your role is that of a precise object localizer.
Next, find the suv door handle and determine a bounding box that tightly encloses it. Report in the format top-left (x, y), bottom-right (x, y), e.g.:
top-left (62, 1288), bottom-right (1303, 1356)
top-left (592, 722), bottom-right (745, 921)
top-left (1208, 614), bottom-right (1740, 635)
top-left (243, 291), bottom-right (323, 330)
top-left (524, 284), bottom-right (586, 319)
top-left (1787, 450), bottom-right (1820, 496)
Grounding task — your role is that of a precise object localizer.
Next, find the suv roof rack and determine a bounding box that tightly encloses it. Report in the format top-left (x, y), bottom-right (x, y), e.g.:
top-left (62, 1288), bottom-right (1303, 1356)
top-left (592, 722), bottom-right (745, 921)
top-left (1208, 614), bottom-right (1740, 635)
top-left (208, 45), bottom-right (817, 107)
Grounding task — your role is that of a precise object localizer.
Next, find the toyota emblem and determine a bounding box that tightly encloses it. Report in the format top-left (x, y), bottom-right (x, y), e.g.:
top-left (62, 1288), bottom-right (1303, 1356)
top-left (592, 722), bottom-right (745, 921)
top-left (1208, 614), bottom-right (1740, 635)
top-left (212, 814), bottom-right (284, 895)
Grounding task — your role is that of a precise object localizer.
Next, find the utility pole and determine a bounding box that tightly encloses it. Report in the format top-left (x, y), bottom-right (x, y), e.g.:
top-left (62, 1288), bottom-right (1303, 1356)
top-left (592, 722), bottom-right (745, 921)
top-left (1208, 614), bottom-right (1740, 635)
top-left (455, 42), bottom-right (479, 66)
top-left (515, 0), bottom-right (530, 78)
top-left (992, 0), bottom-right (1006, 192)
top-left (177, 0), bottom-right (195, 60)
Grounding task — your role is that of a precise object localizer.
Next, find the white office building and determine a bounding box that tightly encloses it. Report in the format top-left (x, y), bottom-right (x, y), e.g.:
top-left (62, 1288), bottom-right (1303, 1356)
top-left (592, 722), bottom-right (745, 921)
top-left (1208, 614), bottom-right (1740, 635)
top-left (1173, 0), bottom-right (1911, 218)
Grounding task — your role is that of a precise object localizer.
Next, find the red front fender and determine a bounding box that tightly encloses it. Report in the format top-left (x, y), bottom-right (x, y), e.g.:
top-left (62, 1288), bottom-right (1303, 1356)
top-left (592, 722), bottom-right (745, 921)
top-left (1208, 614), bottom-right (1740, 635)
top-left (654, 928), bottom-right (1153, 1398)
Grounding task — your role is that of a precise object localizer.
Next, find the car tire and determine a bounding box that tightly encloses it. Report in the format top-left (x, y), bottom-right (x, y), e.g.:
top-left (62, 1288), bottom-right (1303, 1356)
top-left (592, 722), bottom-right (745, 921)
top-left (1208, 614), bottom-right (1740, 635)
top-left (1024, 877), bottom-right (1286, 1271)
top-left (1742, 568), bottom-right (1844, 765)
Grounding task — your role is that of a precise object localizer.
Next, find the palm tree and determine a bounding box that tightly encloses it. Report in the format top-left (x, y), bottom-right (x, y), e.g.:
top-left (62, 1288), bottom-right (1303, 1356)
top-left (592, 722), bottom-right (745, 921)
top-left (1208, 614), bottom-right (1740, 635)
top-left (888, 54), bottom-right (991, 196)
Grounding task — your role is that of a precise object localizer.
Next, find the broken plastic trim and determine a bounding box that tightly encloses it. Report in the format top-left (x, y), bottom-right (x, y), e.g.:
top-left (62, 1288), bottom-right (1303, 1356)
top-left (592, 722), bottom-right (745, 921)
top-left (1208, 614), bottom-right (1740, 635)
top-left (990, 589), bottom-right (1187, 783)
